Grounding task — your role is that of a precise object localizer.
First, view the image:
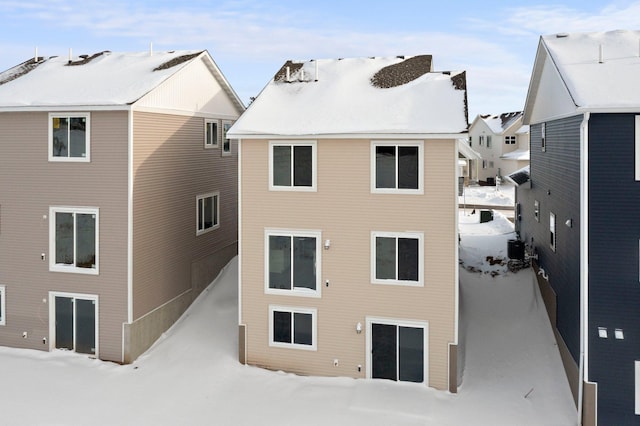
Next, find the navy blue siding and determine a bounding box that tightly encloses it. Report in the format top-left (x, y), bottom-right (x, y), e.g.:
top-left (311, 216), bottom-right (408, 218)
top-left (517, 116), bottom-right (582, 363)
top-left (587, 113), bottom-right (640, 424)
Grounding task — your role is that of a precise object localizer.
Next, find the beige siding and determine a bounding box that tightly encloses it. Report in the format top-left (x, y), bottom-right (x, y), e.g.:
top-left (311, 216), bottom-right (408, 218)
top-left (0, 111), bottom-right (129, 362)
top-left (240, 138), bottom-right (457, 390)
top-left (132, 111), bottom-right (238, 320)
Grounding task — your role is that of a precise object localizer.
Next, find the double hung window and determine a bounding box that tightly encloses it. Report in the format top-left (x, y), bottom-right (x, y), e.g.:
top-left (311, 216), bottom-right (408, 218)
top-left (204, 119), bottom-right (219, 148)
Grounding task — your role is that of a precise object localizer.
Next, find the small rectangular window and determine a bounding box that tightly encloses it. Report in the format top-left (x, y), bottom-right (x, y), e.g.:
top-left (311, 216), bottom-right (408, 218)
top-left (49, 113), bottom-right (90, 162)
top-left (534, 200), bottom-right (540, 222)
top-left (266, 230), bottom-right (321, 296)
top-left (372, 231), bottom-right (423, 286)
top-left (269, 142), bottom-right (316, 191)
top-left (482, 160), bottom-right (487, 169)
top-left (486, 135), bottom-right (492, 148)
top-left (204, 119), bottom-right (219, 148)
top-left (371, 142), bottom-right (423, 193)
top-left (505, 136), bottom-right (516, 144)
top-left (541, 122), bottom-right (546, 152)
top-left (222, 121), bottom-right (232, 155)
top-left (550, 211), bottom-right (556, 252)
top-left (269, 306), bottom-right (317, 350)
top-left (196, 192), bottom-right (220, 235)
top-left (468, 136), bottom-right (472, 146)
top-left (49, 207), bottom-right (99, 274)
top-left (479, 135), bottom-right (485, 146)
top-left (0, 285), bottom-right (5, 326)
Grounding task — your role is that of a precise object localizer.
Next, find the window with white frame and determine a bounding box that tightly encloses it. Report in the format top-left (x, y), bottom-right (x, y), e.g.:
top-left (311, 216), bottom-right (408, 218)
top-left (534, 200), bottom-right (540, 222)
top-left (196, 192), bottom-right (219, 235)
top-left (50, 207), bottom-right (98, 274)
top-left (482, 160), bottom-right (487, 169)
top-left (0, 285), bottom-right (5, 326)
top-left (505, 135), bottom-right (516, 144)
top-left (541, 122), bottom-right (546, 152)
top-left (269, 305), bottom-right (317, 350)
top-left (550, 212), bottom-right (556, 252)
top-left (49, 113), bottom-right (90, 162)
top-left (266, 230), bottom-right (320, 296)
top-left (204, 119), bottom-right (219, 148)
top-left (486, 135), bottom-right (492, 148)
top-left (468, 136), bottom-right (473, 146)
top-left (269, 141), bottom-right (316, 190)
top-left (479, 135), bottom-right (485, 146)
top-left (372, 142), bottom-right (423, 193)
top-left (372, 231), bottom-right (423, 286)
top-left (222, 121), bottom-right (232, 155)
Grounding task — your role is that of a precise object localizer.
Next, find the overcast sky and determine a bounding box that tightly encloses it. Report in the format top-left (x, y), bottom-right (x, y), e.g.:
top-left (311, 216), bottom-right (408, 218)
top-left (0, 0), bottom-right (638, 118)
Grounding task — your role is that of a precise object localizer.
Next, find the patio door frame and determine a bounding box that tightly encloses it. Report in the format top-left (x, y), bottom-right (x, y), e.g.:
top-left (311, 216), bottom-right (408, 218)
top-left (49, 291), bottom-right (99, 357)
top-left (365, 317), bottom-right (429, 385)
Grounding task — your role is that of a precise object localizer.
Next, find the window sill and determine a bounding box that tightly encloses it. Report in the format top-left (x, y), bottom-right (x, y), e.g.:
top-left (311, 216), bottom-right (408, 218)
top-left (50, 265), bottom-right (99, 275)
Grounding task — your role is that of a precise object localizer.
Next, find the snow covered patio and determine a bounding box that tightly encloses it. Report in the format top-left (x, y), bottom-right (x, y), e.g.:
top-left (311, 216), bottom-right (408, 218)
top-left (0, 208), bottom-right (577, 425)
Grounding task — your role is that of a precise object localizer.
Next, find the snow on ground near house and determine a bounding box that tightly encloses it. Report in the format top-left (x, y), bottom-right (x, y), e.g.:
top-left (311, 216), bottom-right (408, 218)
top-left (0, 207), bottom-right (576, 425)
top-left (459, 183), bottom-right (515, 207)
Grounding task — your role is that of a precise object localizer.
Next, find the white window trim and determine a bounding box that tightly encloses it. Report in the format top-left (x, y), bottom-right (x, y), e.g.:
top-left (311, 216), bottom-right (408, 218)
top-left (550, 211), bottom-right (556, 252)
top-left (269, 305), bottom-right (317, 351)
top-left (264, 229), bottom-right (321, 297)
top-left (371, 231), bottom-right (424, 286)
top-left (49, 206), bottom-right (99, 275)
top-left (222, 121), bottom-right (233, 156)
top-left (534, 200), bottom-right (540, 222)
top-left (365, 316), bottom-right (429, 384)
top-left (48, 112), bottom-right (91, 162)
top-left (0, 285), bottom-right (6, 326)
top-left (635, 116), bottom-right (640, 180)
top-left (635, 361), bottom-right (640, 414)
top-left (370, 141), bottom-right (424, 194)
top-left (48, 291), bottom-right (99, 356)
top-left (541, 122), bottom-right (546, 152)
top-left (486, 135), bottom-right (492, 148)
top-left (196, 191), bottom-right (220, 236)
top-left (268, 141), bottom-right (317, 192)
top-left (204, 119), bottom-right (220, 149)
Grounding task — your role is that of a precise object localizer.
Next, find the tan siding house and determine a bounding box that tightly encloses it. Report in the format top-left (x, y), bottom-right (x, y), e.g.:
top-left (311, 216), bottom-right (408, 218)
top-left (0, 50), bottom-right (244, 363)
top-left (229, 56), bottom-right (468, 391)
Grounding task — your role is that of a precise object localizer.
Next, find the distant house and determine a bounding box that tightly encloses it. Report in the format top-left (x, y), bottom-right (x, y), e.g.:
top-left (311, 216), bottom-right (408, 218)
top-left (0, 50), bottom-right (244, 363)
top-left (228, 55), bottom-right (468, 392)
top-left (468, 111), bottom-right (529, 184)
top-left (517, 30), bottom-right (640, 425)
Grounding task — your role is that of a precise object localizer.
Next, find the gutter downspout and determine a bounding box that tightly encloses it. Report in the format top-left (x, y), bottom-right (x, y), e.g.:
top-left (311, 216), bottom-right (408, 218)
top-left (578, 111), bottom-right (590, 425)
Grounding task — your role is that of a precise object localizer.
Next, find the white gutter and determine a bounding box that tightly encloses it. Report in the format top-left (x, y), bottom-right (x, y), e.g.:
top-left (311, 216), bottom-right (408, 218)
top-left (578, 111), bottom-right (590, 424)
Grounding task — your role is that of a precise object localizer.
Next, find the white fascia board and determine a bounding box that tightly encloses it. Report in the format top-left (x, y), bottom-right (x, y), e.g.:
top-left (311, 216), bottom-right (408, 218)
top-left (226, 133), bottom-right (467, 140)
top-left (0, 105), bottom-right (130, 112)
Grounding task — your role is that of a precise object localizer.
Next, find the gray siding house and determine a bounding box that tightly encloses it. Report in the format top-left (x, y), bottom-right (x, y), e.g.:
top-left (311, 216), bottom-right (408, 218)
top-left (0, 50), bottom-right (244, 363)
top-left (517, 30), bottom-right (640, 425)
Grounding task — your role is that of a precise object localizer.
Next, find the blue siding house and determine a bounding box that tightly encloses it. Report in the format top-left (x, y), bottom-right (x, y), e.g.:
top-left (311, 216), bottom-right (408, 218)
top-left (517, 30), bottom-right (640, 426)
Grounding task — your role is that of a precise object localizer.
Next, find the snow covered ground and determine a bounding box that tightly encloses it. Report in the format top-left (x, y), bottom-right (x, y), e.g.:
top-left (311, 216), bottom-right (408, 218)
top-left (459, 183), bottom-right (515, 207)
top-left (0, 192), bottom-right (577, 425)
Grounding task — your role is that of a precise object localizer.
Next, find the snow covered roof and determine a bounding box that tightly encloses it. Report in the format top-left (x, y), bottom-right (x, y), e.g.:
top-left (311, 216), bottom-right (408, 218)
top-left (0, 50), bottom-right (227, 108)
top-left (541, 30), bottom-right (640, 109)
top-left (475, 111), bottom-right (523, 135)
top-left (515, 124), bottom-right (530, 135)
top-left (500, 148), bottom-right (530, 161)
top-left (228, 55), bottom-right (469, 137)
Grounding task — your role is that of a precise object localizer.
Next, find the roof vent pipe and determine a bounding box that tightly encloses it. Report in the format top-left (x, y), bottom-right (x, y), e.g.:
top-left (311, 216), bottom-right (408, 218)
top-left (315, 60), bottom-right (318, 82)
top-left (286, 66), bottom-right (290, 82)
top-left (34, 47), bottom-right (38, 63)
top-left (599, 44), bottom-right (603, 63)
top-left (150, 42), bottom-right (153, 57)
top-left (300, 68), bottom-right (305, 81)
top-left (68, 48), bottom-right (72, 64)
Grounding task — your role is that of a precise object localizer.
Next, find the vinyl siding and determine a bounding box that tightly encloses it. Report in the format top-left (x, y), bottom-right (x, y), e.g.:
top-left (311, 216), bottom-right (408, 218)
top-left (240, 138), bottom-right (457, 390)
top-left (132, 111), bottom-right (238, 320)
top-left (0, 111), bottom-right (129, 362)
top-left (517, 115), bottom-right (582, 363)
top-left (587, 113), bottom-right (640, 424)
